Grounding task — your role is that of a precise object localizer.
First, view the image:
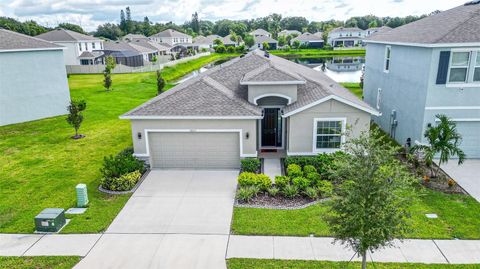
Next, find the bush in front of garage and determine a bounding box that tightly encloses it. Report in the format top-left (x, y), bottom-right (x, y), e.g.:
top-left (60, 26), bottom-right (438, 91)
top-left (100, 147), bottom-right (146, 191)
top-left (240, 158), bottom-right (261, 173)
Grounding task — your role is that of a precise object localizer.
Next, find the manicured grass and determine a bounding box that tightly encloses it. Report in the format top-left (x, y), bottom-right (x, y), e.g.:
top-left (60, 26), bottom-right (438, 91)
top-left (271, 48), bottom-right (365, 58)
top-left (0, 256), bottom-right (80, 269)
top-left (341, 82), bottom-right (363, 98)
top-left (0, 53), bottom-right (234, 233)
top-left (231, 187), bottom-right (480, 239)
top-left (227, 259), bottom-right (480, 269)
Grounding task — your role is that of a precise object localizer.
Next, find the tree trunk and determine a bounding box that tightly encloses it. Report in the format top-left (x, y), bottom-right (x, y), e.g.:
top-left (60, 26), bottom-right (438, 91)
top-left (362, 251), bottom-right (367, 269)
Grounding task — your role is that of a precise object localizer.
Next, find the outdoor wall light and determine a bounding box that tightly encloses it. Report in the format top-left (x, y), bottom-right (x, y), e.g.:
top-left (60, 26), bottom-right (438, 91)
top-left (246, 132), bottom-right (250, 139)
top-left (137, 132), bottom-right (142, 139)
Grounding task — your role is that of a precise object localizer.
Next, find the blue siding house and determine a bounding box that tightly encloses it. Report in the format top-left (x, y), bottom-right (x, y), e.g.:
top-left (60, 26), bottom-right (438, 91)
top-left (0, 29), bottom-right (71, 126)
top-left (363, 1), bottom-right (480, 158)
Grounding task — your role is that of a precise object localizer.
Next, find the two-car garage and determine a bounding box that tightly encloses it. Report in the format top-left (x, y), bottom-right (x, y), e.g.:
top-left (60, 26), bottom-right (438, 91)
top-left (148, 131), bottom-right (241, 169)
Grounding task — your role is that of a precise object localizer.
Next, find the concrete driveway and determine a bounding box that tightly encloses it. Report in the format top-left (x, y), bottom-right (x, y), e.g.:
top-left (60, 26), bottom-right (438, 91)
top-left (439, 159), bottom-right (480, 202)
top-left (75, 170), bottom-right (238, 269)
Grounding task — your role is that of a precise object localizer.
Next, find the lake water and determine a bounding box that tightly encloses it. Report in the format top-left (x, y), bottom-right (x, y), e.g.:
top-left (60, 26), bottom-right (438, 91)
top-left (288, 56), bottom-right (365, 83)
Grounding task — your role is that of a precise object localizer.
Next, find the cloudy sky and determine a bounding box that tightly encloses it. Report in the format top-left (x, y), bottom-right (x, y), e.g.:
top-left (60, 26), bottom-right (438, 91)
top-left (0, 0), bottom-right (467, 31)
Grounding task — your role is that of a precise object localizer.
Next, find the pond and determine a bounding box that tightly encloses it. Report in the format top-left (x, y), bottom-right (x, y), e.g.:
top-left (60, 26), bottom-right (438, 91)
top-left (287, 56), bottom-right (365, 83)
top-left (171, 58), bottom-right (232, 84)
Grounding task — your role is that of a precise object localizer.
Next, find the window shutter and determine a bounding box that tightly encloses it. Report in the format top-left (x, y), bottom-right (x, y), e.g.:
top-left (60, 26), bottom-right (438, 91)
top-left (436, 51), bottom-right (451, 84)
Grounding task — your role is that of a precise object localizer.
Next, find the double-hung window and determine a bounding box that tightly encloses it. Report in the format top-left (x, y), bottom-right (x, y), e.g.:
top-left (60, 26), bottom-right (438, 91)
top-left (314, 118), bottom-right (346, 151)
top-left (474, 52), bottom-right (480, 82)
top-left (449, 51), bottom-right (470, 83)
top-left (78, 43), bottom-right (82, 51)
top-left (92, 42), bottom-right (96, 49)
top-left (384, 46), bottom-right (391, 72)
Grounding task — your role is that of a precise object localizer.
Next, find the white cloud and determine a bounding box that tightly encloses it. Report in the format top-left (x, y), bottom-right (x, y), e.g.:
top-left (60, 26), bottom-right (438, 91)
top-left (0, 0), bottom-right (468, 31)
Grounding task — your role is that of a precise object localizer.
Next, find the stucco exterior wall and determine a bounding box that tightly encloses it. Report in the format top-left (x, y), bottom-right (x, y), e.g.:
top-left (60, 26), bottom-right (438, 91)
top-left (247, 84), bottom-right (297, 104)
top-left (57, 42), bottom-right (79, 65)
top-left (363, 43), bottom-right (432, 145)
top-left (129, 119), bottom-right (258, 157)
top-left (0, 49), bottom-right (71, 126)
top-left (287, 99), bottom-right (371, 154)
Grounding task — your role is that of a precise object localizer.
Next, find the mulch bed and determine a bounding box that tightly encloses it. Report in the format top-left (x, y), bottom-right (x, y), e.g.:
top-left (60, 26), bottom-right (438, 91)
top-left (235, 193), bottom-right (330, 210)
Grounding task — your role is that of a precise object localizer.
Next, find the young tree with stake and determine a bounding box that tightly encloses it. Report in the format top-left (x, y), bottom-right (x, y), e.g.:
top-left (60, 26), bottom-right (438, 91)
top-left (66, 99), bottom-right (87, 139)
top-left (327, 128), bottom-right (416, 269)
top-left (156, 70), bottom-right (165, 95)
top-left (103, 56), bottom-right (116, 91)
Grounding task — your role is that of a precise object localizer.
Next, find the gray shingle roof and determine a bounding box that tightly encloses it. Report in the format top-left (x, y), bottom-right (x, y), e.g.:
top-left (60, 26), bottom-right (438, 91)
top-left (0, 28), bottom-right (63, 51)
top-left (150, 29), bottom-right (191, 39)
top-left (122, 50), bottom-right (376, 118)
top-left (242, 63), bottom-right (304, 83)
top-left (79, 51), bottom-right (104, 58)
top-left (251, 29), bottom-right (270, 36)
top-left (292, 33), bottom-right (323, 42)
top-left (367, 2), bottom-right (480, 44)
top-left (330, 27), bottom-right (363, 33)
top-left (36, 28), bottom-right (100, 42)
top-left (278, 30), bottom-right (302, 36)
top-left (254, 35), bottom-right (278, 44)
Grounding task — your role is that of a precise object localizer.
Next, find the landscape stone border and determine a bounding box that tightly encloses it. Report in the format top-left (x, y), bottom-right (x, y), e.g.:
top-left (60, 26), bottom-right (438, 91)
top-left (234, 197), bottom-right (331, 210)
top-left (98, 169), bottom-right (150, 195)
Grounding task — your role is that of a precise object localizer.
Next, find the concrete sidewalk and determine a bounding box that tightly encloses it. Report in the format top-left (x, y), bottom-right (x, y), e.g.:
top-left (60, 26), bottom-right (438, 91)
top-left (3, 233), bottom-right (480, 265)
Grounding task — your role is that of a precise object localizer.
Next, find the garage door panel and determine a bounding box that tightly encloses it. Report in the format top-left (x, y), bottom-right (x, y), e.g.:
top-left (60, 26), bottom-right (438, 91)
top-left (149, 132), bottom-right (240, 169)
top-left (456, 122), bottom-right (480, 158)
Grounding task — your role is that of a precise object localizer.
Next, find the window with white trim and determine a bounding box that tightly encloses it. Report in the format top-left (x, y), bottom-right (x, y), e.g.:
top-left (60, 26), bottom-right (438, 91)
top-left (376, 88), bottom-right (382, 110)
top-left (384, 46), bottom-right (391, 72)
top-left (92, 42), bottom-right (96, 49)
top-left (78, 43), bottom-right (82, 51)
top-left (449, 51), bottom-right (470, 83)
top-left (314, 120), bottom-right (345, 149)
top-left (474, 52), bottom-right (480, 82)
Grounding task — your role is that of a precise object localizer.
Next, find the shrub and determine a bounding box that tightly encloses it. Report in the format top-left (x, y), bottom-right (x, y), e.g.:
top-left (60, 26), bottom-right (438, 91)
top-left (283, 184), bottom-right (299, 199)
top-left (267, 186), bottom-right (280, 197)
top-left (226, 46), bottom-right (235, 53)
top-left (235, 45), bottom-right (245, 53)
top-left (304, 187), bottom-right (318, 200)
top-left (292, 177), bottom-right (311, 191)
top-left (214, 45), bottom-right (226, 53)
top-left (285, 152), bottom-right (347, 181)
top-left (100, 170), bottom-right (141, 191)
top-left (306, 172), bottom-right (321, 185)
top-left (237, 172), bottom-right (258, 187)
top-left (317, 180), bottom-right (334, 197)
top-left (237, 172), bottom-right (272, 191)
top-left (303, 165), bottom-right (317, 174)
top-left (274, 176), bottom-right (290, 190)
top-left (100, 149), bottom-right (145, 179)
top-left (241, 158), bottom-right (261, 173)
top-left (287, 164), bottom-right (303, 178)
top-left (236, 186), bottom-right (258, 202)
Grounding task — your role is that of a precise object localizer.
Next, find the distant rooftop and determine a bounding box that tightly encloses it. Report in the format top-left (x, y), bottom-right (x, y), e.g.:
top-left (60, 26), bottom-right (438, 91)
top-left (251, 29), bottom-right (270, 36)
top-left (0, 28), bottom-right (63, 51)
top-left (330, 27), bottom-right (363, 33)
top-left (366, 2), bottom-right (480, 45)
top-left (36, 28), bottom-right (100, 42)
top-left (150, 29), bottom-right (191, 38)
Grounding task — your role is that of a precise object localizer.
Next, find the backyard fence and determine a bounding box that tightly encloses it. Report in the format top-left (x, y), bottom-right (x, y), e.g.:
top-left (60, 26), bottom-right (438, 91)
top-left (65, 52), bottom-right (211, 74)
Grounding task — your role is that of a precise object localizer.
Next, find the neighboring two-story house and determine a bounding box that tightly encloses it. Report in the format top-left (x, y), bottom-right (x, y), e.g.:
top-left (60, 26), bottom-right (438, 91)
top-left (327, 27), bottom-right (365, 47)
top-left (36, 29), bottom-right (104, 65)
top-left (0, 29), bottom-right (70, 126)
top-left (363, 1), bottom-right (480, 158)
top-left (149, 29), bottom-right (192, 46)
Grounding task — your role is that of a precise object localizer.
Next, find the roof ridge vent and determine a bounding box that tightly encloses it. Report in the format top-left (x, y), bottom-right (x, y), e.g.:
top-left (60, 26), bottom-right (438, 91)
top-left (465, 0), bottom-right (480, 5)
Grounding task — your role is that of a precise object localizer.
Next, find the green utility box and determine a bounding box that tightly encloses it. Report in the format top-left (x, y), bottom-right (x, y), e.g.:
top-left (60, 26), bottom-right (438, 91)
top-left (34, 208), bottom-right (66, 232)
top-left (76, 183), bottom-right (89, 207)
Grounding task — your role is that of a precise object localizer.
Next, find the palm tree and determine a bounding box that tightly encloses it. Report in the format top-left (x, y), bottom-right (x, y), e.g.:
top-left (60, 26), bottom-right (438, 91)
top-left (413, 114), bottom-right (466, 177)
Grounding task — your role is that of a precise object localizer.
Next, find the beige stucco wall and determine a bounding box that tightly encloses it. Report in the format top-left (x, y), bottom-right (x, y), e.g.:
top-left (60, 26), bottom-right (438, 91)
top-left (247, 84), bottom-right (298, 104)
top-left (129, 119), bottom-right (258, 157)
top-left (287, 99), bottom-right (371, 154)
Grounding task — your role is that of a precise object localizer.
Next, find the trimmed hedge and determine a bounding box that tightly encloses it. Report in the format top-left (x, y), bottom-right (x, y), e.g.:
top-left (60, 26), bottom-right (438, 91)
top-left (238, 172), bottom-right (272, 191)
top-left (285, 152), bottom-right (347, 180)
top-left (100, 170), bottom-right (141, 191)
top-left (100, 147), bottom-right (146, 191)
top-left (241, 158), bottom-right (261, 173)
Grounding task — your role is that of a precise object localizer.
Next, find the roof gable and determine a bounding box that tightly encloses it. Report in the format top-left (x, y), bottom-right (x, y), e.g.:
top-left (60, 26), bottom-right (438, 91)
top-left (0, 29), bottom-right (64, 51)
top-left (36, 29), bottom-right (100, 42)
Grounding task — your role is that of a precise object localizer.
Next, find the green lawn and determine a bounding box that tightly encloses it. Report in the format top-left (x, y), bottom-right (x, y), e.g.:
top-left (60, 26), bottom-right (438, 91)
top-left (341, 82), bottom-right (363, 98)
top-left (0, 256), bottom-right (80, 269)
top-left (271, 48), bottom-right (365, 58)
top-left (0, 53), bottom-right (234, 233)
top-left (231, 187), bottom-right (480, 239)
top-left (227, 259), bottom-right (480, 269)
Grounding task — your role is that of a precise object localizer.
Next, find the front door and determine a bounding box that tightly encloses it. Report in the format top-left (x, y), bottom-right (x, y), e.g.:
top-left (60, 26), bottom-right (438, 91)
top-left (261, 108), bottom-right (282, 148)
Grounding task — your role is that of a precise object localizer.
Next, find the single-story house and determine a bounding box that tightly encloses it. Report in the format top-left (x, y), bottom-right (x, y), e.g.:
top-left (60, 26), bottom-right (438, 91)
top-left (0, 29), bottom-right (71, 126)
top-left (278, 30), bottom-right (302, 37)
top-left (250, 28), bottom-right (271, 38)
top-left (103, 41), bottom-right (144, 67)
top-left (291, 33), bottom-right (324, 48)
top-left (120, 50), bottom-right (378, 169)
top-left (253, 36), bottom-right (278, 50)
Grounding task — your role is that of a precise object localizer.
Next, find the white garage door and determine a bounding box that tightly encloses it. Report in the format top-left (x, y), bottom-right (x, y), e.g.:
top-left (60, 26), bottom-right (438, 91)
top-left (148, 132), bottom-right (241, 169)
top-left (456, 122), bottom-right (480, 158)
